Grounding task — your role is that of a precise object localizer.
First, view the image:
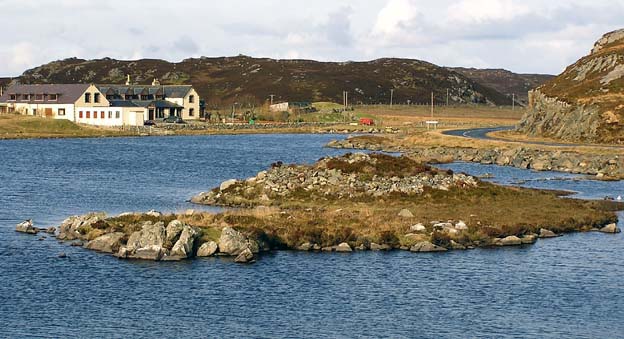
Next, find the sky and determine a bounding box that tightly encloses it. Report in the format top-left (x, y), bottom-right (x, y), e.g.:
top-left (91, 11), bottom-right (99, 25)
top-left (0, 0), bottom-right (622, 77)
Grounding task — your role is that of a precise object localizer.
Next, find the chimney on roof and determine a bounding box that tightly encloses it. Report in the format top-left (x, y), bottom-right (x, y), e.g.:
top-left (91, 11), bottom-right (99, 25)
top-left (126, 75), bottom-right (131, 86)
top-left (152, 78), bottom-right (160, 86)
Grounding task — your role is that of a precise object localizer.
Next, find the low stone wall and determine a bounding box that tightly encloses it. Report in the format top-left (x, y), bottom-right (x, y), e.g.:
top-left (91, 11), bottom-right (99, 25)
top-left (327, 138), bottom-right (623, 179)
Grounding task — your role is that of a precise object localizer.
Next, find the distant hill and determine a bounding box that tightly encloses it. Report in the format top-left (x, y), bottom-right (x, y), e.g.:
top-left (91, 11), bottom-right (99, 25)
top-left (14, 56), bottom-right (518, 108)
top-left (519, 29), bottom-right (624, 144)
top-left (449, 68), bottom-right (553, 106)
top-left (0, 77), bottom-right (11, 89)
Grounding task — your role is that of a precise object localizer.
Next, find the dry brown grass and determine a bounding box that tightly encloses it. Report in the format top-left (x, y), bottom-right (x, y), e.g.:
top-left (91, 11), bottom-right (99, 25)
top-left (0, 114), bottom-right (134, 139)
top-left (356, 105), bottom-right (524, 127)
top-left (177, 182), bottom-right (619, 249)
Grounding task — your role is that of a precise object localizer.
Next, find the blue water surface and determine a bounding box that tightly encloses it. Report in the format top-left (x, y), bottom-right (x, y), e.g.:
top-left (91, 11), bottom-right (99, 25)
top-left (0, 135), bottom-right (622, 339)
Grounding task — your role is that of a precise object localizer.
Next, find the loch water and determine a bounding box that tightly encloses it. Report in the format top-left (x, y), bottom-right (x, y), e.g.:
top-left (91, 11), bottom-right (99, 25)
top-left (0, 135), bottom-right (622, 339)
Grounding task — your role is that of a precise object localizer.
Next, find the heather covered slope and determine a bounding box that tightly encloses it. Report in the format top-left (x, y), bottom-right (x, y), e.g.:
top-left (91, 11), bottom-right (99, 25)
top-left (450, 67), bottom-right (553, 106)
top-left (16, 56), bottom-right (512, 107)
top-left (519, 29), bottom-right (624, 144)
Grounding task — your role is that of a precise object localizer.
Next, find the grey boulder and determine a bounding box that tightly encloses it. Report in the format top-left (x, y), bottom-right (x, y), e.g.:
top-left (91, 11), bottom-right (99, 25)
top-left (600, 223), bottom-right (621, 234)
top-left (335, 242), bottom-right (353, 252)
top-left (497, 236), bottom-right (522, 246)
top-left (410, 242), bottom-right (447, 253)
top-left (16, 220), bottom-right (38, 234)
top-left (197, 241), bottom-right (219, 257)
top-left (539, 228), bottom-right (558, 238)
top-left (218, 227), bottom-right (249, 256)
top-left (170, 225), bottom-right (200, 259)
top-left (85, 232), bottom-right (125, 253)
top-left (234, 248), bottom-right (255, 263)
top-left (398, 209), bottom-right (414, 218)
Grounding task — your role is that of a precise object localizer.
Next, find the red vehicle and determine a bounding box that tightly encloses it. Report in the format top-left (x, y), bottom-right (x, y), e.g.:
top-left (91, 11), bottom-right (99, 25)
top-left (359, 118), bottom-right (375, 126)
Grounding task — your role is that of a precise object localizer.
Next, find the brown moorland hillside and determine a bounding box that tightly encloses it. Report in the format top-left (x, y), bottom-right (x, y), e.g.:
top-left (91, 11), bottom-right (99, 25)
top-left (449, 67), bottom-right (553, 106)
top-left (16, 56), bottom-right (514, 108)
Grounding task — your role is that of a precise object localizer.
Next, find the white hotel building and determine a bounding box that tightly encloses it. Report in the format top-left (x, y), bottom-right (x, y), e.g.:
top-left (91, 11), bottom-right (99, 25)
top-left (0, 82), bottom-right (201, 126)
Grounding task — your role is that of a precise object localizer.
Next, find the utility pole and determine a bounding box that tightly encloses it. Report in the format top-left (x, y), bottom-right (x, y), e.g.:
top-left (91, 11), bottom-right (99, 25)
top-left (431, 92), bottom-right (434, 118)
top-left (232, 102), bottom-right (238, 122)
top-left (269, 94), bottom-right (275, 106)
top-left (446, 89), bottom-right (449, 106)
top-left (390, 89), bottom-right (394, 107)
top-left (512, 93), bottom-right (515, 111)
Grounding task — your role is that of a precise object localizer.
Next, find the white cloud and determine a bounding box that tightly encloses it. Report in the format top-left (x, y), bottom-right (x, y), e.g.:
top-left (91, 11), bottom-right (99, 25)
top-left (8, 42), bottom-right (36, 74)
top-left (0, 0), bottom-right (622, 76)
top-left (446, 0), bottom-right (530, 23)
top-left (372, 0), bottom-right (420, 36)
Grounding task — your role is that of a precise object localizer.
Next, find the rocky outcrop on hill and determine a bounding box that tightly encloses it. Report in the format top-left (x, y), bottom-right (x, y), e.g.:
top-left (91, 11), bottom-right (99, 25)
top-left (327, 138), bottom-right (623, 179)
top-left (519, 29), bottom-right (624, 144)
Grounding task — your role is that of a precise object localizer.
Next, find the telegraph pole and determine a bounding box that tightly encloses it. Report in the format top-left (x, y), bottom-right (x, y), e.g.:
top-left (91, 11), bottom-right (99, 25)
top-left (269, 94), bottom-right (275, 106)
top-left (512, 93), bottom-right (515, 111)
top-left (431, 92), bottom-right (434, 118)
top-left (446, 89), bottom-right (449, 106)
top-left (390, 89), bottom-right (394, 107)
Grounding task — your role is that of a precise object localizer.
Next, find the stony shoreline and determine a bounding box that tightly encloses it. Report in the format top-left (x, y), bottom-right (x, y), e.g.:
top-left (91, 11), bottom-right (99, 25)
top-left (326, 137), bottom-right (623, 179)
top-left (15, 212), bottom-right (621, 263)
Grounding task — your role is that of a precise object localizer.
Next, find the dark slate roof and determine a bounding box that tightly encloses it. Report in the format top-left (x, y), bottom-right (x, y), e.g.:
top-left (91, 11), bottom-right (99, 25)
top-left (109, 99), bottom-right (183, 109)
top-left (109, 100), bottom-right (141, 107)
top-left (150, 100), bottom-right (184, 108)
top-left (0, 84), bottom-right (90, 104)
top-left (96, 85), bottom-right (192, 99)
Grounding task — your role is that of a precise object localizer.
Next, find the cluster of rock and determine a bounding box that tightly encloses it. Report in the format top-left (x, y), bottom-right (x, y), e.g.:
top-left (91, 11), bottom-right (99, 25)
top-left (327, 138), bottom-right (623, 179)
top-left (115, 220), bottom-right (201, 261)
top-left (15, 219), bottom-right (56, 236)
top-left (20, 212), bottom-right (265, 263)
top-left (192, 153), bottom-right (478, 206)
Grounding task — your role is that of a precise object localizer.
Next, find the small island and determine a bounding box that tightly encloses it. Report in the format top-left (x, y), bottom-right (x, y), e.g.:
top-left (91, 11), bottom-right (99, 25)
top-left (19, 153), bottom-right (622, 263)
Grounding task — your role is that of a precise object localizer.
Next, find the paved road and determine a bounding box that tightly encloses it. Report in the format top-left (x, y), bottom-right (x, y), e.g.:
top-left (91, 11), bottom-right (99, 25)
top-left (443, 126), bottom-right (624, 149)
